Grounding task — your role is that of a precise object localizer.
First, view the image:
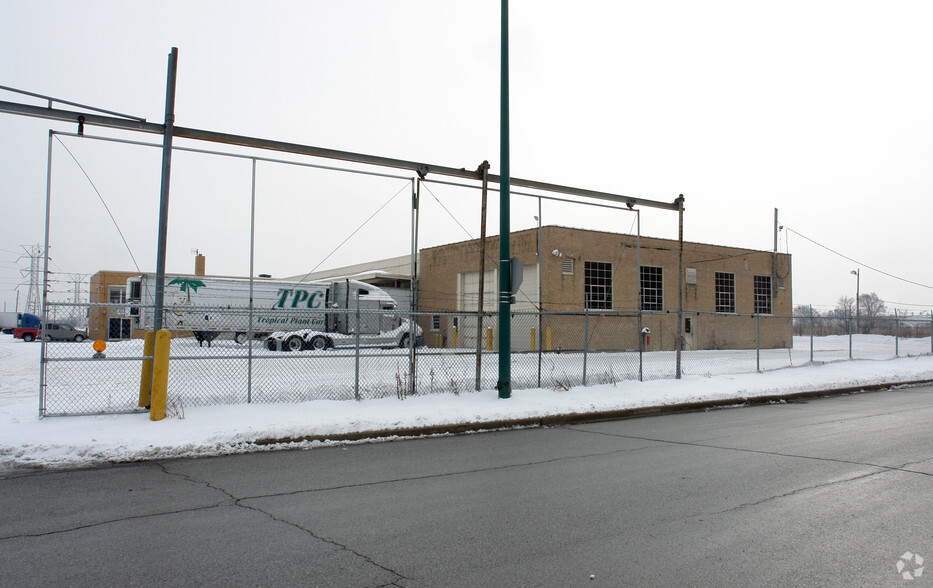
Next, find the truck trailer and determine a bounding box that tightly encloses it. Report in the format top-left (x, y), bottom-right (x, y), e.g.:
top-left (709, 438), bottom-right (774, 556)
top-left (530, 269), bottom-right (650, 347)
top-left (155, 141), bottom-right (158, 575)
top-left (126, 275), bottom-right (421, 350)
top-left (2, 312), bottom-right (40, 336)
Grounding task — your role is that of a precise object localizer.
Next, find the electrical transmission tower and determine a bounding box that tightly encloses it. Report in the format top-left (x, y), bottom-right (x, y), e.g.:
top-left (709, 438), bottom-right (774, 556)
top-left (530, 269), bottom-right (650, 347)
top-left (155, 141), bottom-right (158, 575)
top-left (71, 273), bottom-right (87, 326)
top-left (19, 245), bottom-right (42, 316)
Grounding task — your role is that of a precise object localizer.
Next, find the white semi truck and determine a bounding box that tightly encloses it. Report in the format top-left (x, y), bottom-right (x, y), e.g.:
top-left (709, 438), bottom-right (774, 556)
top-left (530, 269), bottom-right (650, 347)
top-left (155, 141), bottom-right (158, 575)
top-left (126, 275), bottom-right (421, 351)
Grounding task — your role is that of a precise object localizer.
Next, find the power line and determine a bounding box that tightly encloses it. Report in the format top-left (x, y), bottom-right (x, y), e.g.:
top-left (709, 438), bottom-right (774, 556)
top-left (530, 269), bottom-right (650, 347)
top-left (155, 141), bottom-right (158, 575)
top-left (297, 180), bottom-right (411, 281)
top-left (54, 136), bottom-right (141, 273)
top-left (785, 227), bottom-right (933, 291)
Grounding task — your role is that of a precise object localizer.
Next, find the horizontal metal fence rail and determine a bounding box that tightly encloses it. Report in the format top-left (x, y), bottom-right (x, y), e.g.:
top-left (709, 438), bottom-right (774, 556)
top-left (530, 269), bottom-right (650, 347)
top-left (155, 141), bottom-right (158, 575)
top-left (36, 302), bottom-right (933, 416)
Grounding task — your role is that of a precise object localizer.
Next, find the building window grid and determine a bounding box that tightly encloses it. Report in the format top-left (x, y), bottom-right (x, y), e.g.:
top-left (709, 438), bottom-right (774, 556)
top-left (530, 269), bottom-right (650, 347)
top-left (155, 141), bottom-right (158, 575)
top-left (715, 272), bottom-right (735, 313)
top-left (584, 261), bottom-right (612, 309)
top-left (639, 266), bottom-right (663, 311)
top-left (108, 286), bottom-right (126, 304)
top-left (754, 275), bottom-right (772, 314)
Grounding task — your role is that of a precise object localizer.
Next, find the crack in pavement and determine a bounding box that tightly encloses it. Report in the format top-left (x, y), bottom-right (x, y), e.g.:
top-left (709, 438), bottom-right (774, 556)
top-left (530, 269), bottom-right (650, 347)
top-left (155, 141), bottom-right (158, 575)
top-left (157, 462), bottom-right (413, 585)
top-left (0, 502), bottom-right (231, 542)
top-left (217, 442), bottom-right (661, 503)
top-left (563, 426), bottom-right (933, 518)
top-left (564, 426), bottom-right (933, 478)
top-left (706, 454), bottom-right (933, 516)
top-left (0, 442), bottom-right (657, 546)
top-left (708, 468), bottom-right (889, 516)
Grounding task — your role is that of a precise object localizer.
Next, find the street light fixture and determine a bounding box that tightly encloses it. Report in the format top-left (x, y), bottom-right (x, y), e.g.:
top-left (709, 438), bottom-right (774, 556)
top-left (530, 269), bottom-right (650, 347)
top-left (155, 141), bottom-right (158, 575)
top-left (850, 269), bottom-right (860, 334)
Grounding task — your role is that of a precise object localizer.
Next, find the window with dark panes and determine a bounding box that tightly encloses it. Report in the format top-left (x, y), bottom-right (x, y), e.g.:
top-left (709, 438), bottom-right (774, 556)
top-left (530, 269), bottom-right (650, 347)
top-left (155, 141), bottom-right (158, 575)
top-left (754, 275), bottom-right (772, 314)
top-left (584, 261), bottom-right (612, 309)
top-left (108, 287), bottom-right (126, 304)
top-left (715, 272), bottom-right (735, 313)
top-left (640, 266), bottom-right (663, 311)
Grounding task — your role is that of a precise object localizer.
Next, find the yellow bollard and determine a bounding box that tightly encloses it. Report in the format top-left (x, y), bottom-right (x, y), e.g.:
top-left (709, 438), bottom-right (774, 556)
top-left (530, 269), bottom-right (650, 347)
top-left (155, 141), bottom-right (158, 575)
top-left (452, 326), bottom-right (457, 349)
top-left (149, 330), bottom-right (171, 421)
top-left (546, 328), bottom-right (552, 351)
top-left (530, 327), bottom-right (536, 351)
top-left (486, 327), bottom-right (493, 351)
top-left (138, 331), bottom-right (155, 408)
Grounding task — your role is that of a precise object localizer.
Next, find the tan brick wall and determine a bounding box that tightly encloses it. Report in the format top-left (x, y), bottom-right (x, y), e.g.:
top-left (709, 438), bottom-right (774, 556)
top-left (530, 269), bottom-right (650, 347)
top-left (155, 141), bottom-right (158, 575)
top-left (88, 270), bottom-right (139, 341)
top-left (418, 226), bottom-right (792, 351)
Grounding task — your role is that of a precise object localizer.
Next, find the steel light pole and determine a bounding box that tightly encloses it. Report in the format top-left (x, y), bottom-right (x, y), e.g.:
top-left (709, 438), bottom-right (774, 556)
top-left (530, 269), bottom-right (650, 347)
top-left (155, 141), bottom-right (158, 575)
top-left (850, 269), bottom-right (860, 334)
top-left (497, 0), bottom-right (511, 398)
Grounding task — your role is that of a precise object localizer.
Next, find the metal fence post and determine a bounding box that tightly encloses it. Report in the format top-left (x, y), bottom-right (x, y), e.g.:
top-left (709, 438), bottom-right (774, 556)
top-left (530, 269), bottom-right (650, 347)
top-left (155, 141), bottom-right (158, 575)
top-left (537, 310), bottom-right (542, 389)
top-left (756, 313), bottom-right (761, 372)
top-left (638, 309), bottom-right (643, 382)
top-left (247, 158), bottom-right (257, 404)
top-left (895, 309), bottom-right (899, 357)
top-left (582, 306), bottom-right (590, 386)
top-left (848, 308), bottom-right (853, 359)
top-left (409, 308), bottom-right (417, 397)
top-left (809, 305), bottom-right (814, 364)
top-left (354, 292), bottom-right (361, 401)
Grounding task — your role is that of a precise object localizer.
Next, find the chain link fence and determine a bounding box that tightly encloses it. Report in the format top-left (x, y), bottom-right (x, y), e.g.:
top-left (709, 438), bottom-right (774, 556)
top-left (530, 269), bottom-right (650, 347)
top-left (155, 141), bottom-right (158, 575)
top-left (37, 303), bottom-right (933, 416)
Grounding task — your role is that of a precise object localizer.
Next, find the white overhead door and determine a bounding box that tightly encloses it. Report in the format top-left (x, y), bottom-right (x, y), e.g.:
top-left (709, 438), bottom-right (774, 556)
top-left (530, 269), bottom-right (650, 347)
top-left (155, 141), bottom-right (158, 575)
top-left (456, 264), bottom-right (539, 352)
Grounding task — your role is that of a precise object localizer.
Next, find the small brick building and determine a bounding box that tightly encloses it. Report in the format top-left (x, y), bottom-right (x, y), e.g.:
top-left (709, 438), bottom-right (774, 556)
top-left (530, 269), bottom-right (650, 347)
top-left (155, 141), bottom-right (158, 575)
top-left (417, 226), bottom-right (792, 352)
top-left (88, 270), bottom-right (140, 341)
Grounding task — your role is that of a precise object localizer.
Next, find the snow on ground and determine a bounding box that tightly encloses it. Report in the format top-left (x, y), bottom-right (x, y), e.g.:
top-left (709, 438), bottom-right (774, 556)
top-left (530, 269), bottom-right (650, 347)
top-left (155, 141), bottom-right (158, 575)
top-left (2, 334), bottom-right (933, 472)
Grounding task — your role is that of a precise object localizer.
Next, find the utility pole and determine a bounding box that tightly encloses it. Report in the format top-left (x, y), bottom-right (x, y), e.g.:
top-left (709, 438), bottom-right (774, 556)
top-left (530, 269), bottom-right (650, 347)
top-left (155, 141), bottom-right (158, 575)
top-left (773, 208), bottom-right (779, 298)
top-left (497, 0), bottom-right (511, 399)
top-left (851, 268), bottom-right (860, 334)
top-left (477, 161), bottom-right (489, 392)
top-left (153, 47), bottom-right (178, 332)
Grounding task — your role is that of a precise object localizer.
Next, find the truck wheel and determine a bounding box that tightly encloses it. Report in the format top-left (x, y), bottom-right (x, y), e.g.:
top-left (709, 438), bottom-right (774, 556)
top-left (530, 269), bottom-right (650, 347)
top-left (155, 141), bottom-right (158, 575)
top-left (265, 338), bottom-right (278, 351)
top-left (285, 335), bottom-right (304, 352)
top-left (399, 333), bottom-right (410, 348)
top-left (234, 332), bottom-right (248, 345)
top-left (22, 333), bottom-right (35, 343)
top-left (309, 335), bottom-right (329, 351)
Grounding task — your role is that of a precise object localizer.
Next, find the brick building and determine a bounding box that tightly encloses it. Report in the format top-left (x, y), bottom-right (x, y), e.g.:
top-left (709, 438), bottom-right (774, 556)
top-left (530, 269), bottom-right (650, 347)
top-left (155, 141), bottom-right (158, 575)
top-left (88, 230), bottom-right (792, 350)
top-left (88, 255), bottom-right (209, 341)
top-left (417, 226), bottom-right (792, 352)
top-left (88, 270), bottom-right (139, 340)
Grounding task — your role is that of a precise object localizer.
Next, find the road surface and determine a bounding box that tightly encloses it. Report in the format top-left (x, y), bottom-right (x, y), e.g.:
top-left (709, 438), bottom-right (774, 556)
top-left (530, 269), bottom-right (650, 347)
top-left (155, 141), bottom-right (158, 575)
top-left (2, 386), bottom-right (932, 586)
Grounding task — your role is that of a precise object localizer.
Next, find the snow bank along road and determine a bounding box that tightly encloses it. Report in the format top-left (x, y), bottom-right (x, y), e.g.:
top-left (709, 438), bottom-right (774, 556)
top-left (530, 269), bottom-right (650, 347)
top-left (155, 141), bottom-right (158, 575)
top-left (2, 387), bottom-right (932, 586)
top-left (3, 334), bottom-right (933, 471)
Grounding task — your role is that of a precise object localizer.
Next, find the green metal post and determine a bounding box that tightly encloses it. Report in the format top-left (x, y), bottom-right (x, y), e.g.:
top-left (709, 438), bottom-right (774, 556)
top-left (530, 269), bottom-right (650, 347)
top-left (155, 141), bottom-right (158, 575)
top-left (498, 0), bottom-right (511, 398)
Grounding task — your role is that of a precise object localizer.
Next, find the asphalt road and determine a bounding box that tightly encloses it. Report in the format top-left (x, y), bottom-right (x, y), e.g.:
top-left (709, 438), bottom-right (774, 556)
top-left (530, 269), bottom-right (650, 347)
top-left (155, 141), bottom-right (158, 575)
top-left (2, 387), bottom-right (933, 587)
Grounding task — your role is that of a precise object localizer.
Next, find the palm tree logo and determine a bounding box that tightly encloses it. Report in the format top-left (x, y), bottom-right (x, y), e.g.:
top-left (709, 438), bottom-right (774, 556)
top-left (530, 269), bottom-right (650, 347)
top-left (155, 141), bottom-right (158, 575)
top-left (169, 278), bottom-right (206, 303)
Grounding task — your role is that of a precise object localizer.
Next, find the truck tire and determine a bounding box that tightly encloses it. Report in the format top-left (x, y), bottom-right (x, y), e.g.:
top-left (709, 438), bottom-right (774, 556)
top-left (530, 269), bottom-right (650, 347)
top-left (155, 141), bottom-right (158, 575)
top-left (309, 335), bottom-right (330, 351)
top-left (265, 338), bottom-right (278, 351)
top-left (234, 332), bottom-right (248, 345)
top-left (285, 335), bottom-right (305, 352)
top-left (22, 333), bottom-right (35, 343)
top-left (399, 333), bottom-right (410, 348)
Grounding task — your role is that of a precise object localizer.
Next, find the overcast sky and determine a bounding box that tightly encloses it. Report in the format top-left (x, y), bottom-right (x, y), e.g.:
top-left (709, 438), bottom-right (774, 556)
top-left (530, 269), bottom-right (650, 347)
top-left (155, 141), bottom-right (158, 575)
top-left (2, 1), bottom-right (932, 314)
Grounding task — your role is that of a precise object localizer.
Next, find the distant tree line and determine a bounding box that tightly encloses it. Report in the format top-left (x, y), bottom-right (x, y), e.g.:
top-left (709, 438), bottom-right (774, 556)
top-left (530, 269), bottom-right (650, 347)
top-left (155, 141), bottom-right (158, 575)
top-left (793, 292), bottom-right (931, 337)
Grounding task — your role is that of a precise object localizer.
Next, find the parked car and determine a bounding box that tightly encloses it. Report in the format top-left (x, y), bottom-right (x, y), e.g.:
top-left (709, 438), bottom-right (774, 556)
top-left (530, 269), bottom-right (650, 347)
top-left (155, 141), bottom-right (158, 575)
top-left (17, 323), bottom-right (89, 342)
